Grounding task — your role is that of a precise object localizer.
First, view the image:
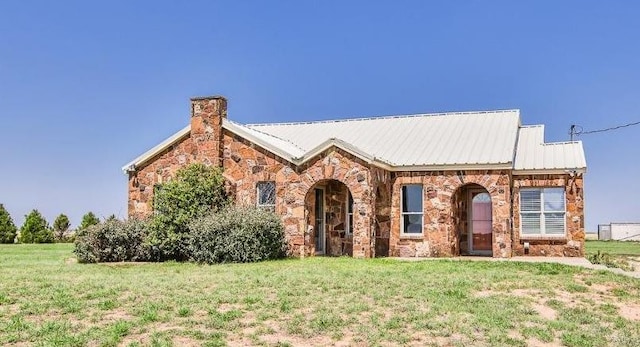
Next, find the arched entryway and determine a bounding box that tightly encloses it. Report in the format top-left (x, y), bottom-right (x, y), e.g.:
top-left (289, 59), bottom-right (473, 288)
top-left (452, 184), bottom-right (493, 256)
top-left (304, 179), bottom-right (355, 256)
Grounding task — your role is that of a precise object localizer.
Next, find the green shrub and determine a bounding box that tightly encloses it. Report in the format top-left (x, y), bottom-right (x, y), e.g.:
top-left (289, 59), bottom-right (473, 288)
top-left (0, 204), bottom-right (17, 244)
top-left (74, 219), bottom-right (150, 263)
top-left (147, 163), bottom-right (228, 261)
top-left (187, 206), bottom-right (286, 264)
top-left (19, 210), bottom-right (53, 243)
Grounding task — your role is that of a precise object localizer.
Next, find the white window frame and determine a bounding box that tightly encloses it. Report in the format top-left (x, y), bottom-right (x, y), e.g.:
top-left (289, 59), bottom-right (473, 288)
top-left (400, 184), bottom-right (424, 236)
top-left (256, 181), bottom-right (276, 211)
top-left (519, 187), bottom-right (566, 237)
top-left (345, 192), bottom-right (353, 236)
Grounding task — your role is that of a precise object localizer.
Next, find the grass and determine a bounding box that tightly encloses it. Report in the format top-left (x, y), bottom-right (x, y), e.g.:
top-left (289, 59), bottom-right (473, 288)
top-left (0, 244), bottom-right (639, 346)
top-left (586, 240), bottom-right (640, 256)
top-left (586, 241), bottom-right (640, 271)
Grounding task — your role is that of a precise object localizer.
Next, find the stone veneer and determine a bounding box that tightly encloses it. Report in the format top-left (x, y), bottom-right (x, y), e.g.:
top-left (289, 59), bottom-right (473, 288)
top-left (389, 170), bottom-right (512, 258)
top-left (127, 95), bottom-right (585, 258)
top-left (511, 174), bottom-right (585, 256)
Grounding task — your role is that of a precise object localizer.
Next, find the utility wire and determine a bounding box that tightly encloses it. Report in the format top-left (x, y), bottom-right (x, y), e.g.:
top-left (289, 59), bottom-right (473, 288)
top-left (569, 120), bottom-right (640, 140)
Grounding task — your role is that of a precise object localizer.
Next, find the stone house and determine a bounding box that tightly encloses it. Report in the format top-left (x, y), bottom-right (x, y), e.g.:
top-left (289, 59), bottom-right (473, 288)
top-left (123, 95), bottom-right (586, 258)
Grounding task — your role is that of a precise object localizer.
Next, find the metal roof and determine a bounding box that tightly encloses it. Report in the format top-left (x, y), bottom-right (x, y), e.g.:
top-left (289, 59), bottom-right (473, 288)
top-left (122, 109), bottom-right (587, 174)
top-left (247, 110), bottom-right (521, 168)
top-left (513, 125), bottom-right (586, 173)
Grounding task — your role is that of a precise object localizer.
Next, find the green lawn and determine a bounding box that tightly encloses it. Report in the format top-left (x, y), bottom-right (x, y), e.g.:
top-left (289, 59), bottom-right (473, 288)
top-left (586, 240), bottom-right (640, 256)
top-left (1, 244), bottom-right (640, 347)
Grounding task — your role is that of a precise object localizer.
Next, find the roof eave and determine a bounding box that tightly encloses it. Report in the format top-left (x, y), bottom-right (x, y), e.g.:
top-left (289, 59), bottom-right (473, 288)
top-left (121, 125), bottom-right (191, 174)
top-left (512, 168), bottom-right (587, 175)
top-left (388, 163), bottom-right (513, 172)
top-left (222, 121), bottom-right (302, 163)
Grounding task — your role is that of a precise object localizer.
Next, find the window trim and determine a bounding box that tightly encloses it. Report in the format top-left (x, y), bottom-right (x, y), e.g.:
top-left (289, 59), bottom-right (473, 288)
top-left (519, 187), bottom-right (567, 238)
top-left (345, 192), bottom-right (353, 236)
top-left (400, 184), bottom-right (424, 237)
top-left (256, 181), bottom-right (276, 211)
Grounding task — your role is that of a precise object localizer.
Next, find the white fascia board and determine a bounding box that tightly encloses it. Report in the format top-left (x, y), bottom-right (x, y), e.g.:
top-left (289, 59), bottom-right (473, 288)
top-left (121, 125), bottom-right (191, 173)
top-left (387, 163), bottom-right (513, 172)
top-left (295, 138), bottom-right (372, 162)
top-left (222, 121), bottom-right (302, 162)
top-left (512, 168), bottom-right (587, 175)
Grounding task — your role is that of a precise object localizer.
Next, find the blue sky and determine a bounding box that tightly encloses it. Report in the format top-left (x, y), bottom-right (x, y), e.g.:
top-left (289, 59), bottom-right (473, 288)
top-left (1, 1), bottom-right (638, 231)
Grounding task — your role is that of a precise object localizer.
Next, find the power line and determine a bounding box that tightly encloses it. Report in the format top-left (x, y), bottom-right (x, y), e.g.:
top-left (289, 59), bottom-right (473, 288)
top-left (570, 120), bottom-right (640, 140)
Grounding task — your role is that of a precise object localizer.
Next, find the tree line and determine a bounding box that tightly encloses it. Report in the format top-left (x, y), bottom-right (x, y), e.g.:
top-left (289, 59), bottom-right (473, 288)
top-left (0, 204), bottom-right (104, 244)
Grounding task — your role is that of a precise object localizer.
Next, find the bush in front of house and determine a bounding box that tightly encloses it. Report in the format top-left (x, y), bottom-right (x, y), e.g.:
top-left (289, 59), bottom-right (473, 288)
top-left (74, 218), bottom-right (150, 263)
top-left (19, 209), bottom-right (53, 243)
top-left (147, 163), bottom-right (228, 261)
top-left (0, 204), bottom-right (17, 244)
top-left (187, 206), bottom-right (287, 264)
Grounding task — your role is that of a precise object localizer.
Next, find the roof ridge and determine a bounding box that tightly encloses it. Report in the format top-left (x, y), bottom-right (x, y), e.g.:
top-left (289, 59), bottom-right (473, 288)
top-left (246, 109), bottom-right (520, 127)
top-left (520, 124), bottom-right (544, 128)
top-left (225, 119), bottom-right (306, 152)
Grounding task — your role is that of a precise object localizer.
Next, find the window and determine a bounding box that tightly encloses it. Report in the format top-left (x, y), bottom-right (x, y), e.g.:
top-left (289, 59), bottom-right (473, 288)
top-left (520, 188), bottom-right (565, 236)
top-left (345, 192), bottom-right (354, 235)
top-left (401, 185), bottom-right (423, 235)
top-left (256, 181), bottom-right (276, 211)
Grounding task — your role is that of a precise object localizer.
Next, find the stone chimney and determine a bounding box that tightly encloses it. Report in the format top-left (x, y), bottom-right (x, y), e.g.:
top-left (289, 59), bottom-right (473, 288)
top-left (190, 95), bottom-right (227, 167)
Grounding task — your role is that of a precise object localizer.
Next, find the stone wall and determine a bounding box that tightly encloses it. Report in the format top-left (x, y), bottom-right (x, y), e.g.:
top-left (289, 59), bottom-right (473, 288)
top-left (127, 96), bottom-right (227, 218)
top-left (127, 134), bottom-right (197, 218)
top-left (221, 130), bottom-right (377, 257)
top-left (389, 170), bottom-right (512, 258)
top-left (373, 168), bottom-right (392, 257)
top-left (294, 149), bottom-right (378, 258)
top-left (126, 96), bottom-right (584, 259)
top-left (511, 174), bottom-right (585, 256)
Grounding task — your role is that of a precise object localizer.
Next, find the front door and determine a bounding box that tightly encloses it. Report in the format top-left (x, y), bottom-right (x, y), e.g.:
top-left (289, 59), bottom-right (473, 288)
top-left (314, 188), bottom-right (326, 254)
top-left (469, 191), bottom-right (492, 255)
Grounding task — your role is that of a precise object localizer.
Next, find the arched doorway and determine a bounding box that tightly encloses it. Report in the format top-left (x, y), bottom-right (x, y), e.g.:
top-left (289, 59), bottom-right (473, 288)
top-left (304, 179), bottom-right (354, 256)
top-left (452, 184), bottom-right (493, 256)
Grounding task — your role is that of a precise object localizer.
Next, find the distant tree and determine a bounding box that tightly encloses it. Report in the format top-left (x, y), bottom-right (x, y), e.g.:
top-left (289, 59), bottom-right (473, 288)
top-left (53, 214), bottom-right (71, 242)
top-left (105, 214), bottom-right (118, 222)
top-left (79, 212), bottom-right (100, 231)
top-left (0, 204), bottom-right (17, 244)
top-left (19, 210), bottom-right (53, 243)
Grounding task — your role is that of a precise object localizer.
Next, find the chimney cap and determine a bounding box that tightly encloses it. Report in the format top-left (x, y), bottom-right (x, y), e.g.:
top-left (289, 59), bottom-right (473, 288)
top-left (190, 95), bottom-right (227, 101)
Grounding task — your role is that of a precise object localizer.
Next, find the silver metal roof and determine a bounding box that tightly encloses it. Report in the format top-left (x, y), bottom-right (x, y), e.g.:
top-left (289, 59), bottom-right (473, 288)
top-left (247, 110), bottom-right (521, 168)
top-left (122, 109), bottom-right (587, 174)
top-left (513, 125), bottom-right (586, 173)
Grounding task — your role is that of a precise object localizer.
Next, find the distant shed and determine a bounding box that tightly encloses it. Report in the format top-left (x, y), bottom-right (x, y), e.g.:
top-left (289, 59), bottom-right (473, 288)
top-left (598, 224), bottom-right (611, 240)
top-left (599, 223), bottom-right (640, 241)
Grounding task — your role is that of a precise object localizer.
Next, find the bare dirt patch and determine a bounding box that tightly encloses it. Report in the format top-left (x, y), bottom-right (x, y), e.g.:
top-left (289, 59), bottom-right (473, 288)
top-left (172, 336), bottom-right (200, 347)
top-left (618, 303), bottom-right (640, 321)
top-left (474, 289), bottom-right (496, 298)
top-left (526, 337), bottom-right (562, 347)
top-left (119, 333), bottom-right (151, 347)
top-left (102, 309), bottom-right (135, 323)
top-left (552, 291), bottom-right (580, 308)
top-left (511, 289), bottom-right (542, 298)
top-left (589, 283), bottom-right (616, 294)
top-left (532, 303), bottom-right (557, 320)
